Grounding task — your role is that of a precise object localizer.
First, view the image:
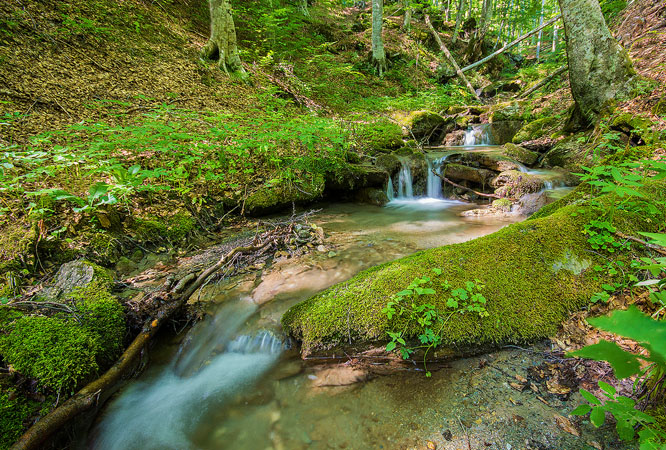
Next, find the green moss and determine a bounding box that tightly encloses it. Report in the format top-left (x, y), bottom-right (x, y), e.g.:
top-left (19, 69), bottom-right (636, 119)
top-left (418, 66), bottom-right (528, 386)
top-left (502, 143), bottom-right (538, 165)
top-left (599, 144), bottom-right (655, 166)
top-left (492, 198), bottom-right (512, 211)
top-left (355, 118), bottom-right (403, 154)
top-left (512, 117), bottom-right (560, 144)
top-left (493, 170), bottom-right (544, 198)
top-left (0, 384), bottom-right (39, 450)
top-left (0, 222), bottom-right (35, 273)
top-left (610, 112), bottom-right (655, 143)
top-left (134, 210), bottom-right (196, 243)
top-left (0, 283), bottom-right (125, 393)
top-left (282, 181), bottom-right (666, 355)
top-left (244, 174), bottom-right (325, 215)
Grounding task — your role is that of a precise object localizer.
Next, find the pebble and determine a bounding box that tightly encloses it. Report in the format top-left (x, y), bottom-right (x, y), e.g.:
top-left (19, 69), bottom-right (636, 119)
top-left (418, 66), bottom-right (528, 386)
top-left (328, 251), bottom-right (337, 258)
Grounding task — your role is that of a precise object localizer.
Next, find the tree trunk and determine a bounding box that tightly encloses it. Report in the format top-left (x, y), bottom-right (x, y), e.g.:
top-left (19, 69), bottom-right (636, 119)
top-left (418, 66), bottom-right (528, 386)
top-left (552, 24), bottom-right (558, 52)
top-left (452, 0), bottom-right (466, 44)
top-left (536, 0), bottom-right (545, 60)
top-left (201, 0), bottom-right (245, 75)
top-left (558, 0), bottom-right (634, 129)
top-left (403, 0), bottom-right (412, 30)
top-left (372, 0), bottom-right (388, 75)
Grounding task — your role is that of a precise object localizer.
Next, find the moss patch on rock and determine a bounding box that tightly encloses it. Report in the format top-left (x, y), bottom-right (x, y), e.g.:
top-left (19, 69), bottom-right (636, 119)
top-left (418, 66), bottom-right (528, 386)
top-left (501, 143), bottom-right (539, 165)
top-left (282, 181), bottom-right (666, 355)
top-left (512, 117), bottom-right (560, 144)
top-left (0, 282), bottom-right (125, 393)
top-left (355, 118), bottom-right (403, 154)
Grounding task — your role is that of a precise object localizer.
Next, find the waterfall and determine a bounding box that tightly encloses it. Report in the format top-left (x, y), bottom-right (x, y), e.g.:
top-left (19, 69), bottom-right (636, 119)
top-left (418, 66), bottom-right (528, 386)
top-left (463, 124), bottom-right (493, 146)
top-left (398, 161), bottom-right (413, 198)
top-left (386, 175), bottom-right (394, 201)
top-left (426, 155), bottom-right (449, 199)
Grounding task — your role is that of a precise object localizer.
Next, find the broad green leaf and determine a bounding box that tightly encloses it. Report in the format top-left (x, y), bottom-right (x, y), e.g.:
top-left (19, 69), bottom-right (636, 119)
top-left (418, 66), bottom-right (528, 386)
top-left (589, 306), bottom-right (666, 367)
top-left (570, 340), bottom-right (642, 379)
top-left (590, 406), bottom-right (605, 427)
top-left (570, 404), bottom-right (591, 416)
top-left (598, 381), bottom-right (616, 396)
top-left (615, 420), bottom-right (635, 441)
top-left (639, 232), bottom-right (666, 247)
top-left (386, 341), bottom-right (396, 352)
top-left (579, 389), bottom-right (602, 405)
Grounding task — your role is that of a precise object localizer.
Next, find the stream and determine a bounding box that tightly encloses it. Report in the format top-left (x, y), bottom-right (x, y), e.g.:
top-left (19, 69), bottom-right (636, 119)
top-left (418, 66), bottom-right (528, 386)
top-left (83, 142), bottom-right (625, 450)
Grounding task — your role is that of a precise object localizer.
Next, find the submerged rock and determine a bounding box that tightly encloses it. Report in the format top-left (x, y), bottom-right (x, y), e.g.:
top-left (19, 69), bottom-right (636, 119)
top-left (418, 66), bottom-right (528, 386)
top-left (355, 188), bottom-right (389, 206)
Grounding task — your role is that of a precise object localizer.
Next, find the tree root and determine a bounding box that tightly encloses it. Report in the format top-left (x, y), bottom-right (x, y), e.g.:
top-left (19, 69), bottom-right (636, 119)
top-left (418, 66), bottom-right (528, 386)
top-left (10, 212), bottom-right (319, 450)
top-left (432, 169), bottom-right (502, 199)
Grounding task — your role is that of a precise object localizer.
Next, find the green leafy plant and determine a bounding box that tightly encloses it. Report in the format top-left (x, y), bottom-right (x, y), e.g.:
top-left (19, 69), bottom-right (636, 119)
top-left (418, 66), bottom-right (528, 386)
top-left (382, 269), bottom-right (488, 376)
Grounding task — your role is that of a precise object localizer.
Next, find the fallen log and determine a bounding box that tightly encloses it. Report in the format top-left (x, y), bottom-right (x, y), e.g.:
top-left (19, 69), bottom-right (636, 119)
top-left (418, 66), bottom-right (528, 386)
top-left (10, 213), bottom-right (317, 450)
top-left (432, 169), bottom-right (502, 199)
top-left (460, 14), bottom-right (562, 73)
top-left (425, 15), bottom-right (481, 102)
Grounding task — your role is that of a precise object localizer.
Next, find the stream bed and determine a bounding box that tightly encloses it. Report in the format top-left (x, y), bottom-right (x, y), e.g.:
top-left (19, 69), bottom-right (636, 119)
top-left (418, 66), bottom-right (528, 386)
top-left (83, 150), bottom-right (626, 450)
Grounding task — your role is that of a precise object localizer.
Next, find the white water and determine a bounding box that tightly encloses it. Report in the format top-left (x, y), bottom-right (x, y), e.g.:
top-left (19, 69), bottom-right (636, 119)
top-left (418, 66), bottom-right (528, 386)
top-left (386, 174), bottom-right (395, 201)
top-left (397, 160), bottom-right (413, 198)
top-left (463, 124), bottom-right (493, 146)
top-left (389, 155), bottom-right (451, 202)
top-left (90, 298), bottom-right (284, 450)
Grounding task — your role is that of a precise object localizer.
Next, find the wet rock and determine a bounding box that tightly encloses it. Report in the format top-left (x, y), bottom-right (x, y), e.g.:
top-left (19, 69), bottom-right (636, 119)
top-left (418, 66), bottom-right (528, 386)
top-left (489, 120), bottom-right (524, 145)
top-left (115, 256), bottom-right (137, 275)
top-left (325, 164), bottom-right (388, 193)
top-left (444, 163), bottom-right (495, 184)
top-left (451, 152), bottom-right (520, 172)
top-left (502, 143), bottom-right (538, 166)
top-left (542, 134), bottom-right (587, 170)
top-left (488, 101), bottom-right (530, 122)
top-left (355, 188), bottom-right (389, 206)
top-left (515, 192), bottom-right (549, 216)
top-left (443, 129), bottom-right (465, 146)
top-left (39, 260), bottom-right (111, 300)
top-left (272, 360), bottom-right (304, 380)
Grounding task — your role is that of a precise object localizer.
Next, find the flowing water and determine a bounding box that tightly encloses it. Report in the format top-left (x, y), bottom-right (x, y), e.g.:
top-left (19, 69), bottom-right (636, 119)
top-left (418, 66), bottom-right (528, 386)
top-left (85, 144), bottom-right (594, 450)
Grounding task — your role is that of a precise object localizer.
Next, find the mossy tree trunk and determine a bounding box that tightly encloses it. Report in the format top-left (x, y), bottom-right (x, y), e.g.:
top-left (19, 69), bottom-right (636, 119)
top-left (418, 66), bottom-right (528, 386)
top-left (371, 0), bottom-right (388, 76)
top-left (451, 0), bottom-right (465, 44)
top-left (299, 0), bottom-right (310, 17)
top-left (558, 0), bottom-right (634, 129)
top-left (201, 0), bottom-right (245, 75)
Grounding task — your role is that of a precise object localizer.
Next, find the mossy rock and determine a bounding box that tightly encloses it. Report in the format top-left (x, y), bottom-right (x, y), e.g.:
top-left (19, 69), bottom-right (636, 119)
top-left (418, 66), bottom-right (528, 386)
top-left (653, 96), bottom-right (666, 116)
top-left (375, 153), bottom-right (401, 175)
top-left (610, 113), bottom-right (655, 144)
top-left (244, 175), bottom-right (326, 216)
top-left (398, 110), bottom-right (455, 144)
top-left (133, 210), bottom-right (196, 243)
top-left (502, 143), bottom-right (538, 166)
top-left (491, 198), bottom-right (513, 212)
top-left (282, 181), bottom-right (666, 356)
top-left (356, 119), bottom-right (403, 154)
top-left (0, 282), bottom-right (125, 393)
top-left (325, 164), bottom-right (388, 193)
top-left (489, 101), bottom-right (531, 122)
top-left (0, 222), bottom-right (36, 273)
top-left (491, 170), bottom-right (544, 198)
top-left (542, 134), bottom-right (587, 170)
top-left (38, 260), bottom-right (112, 301)
top-left (0, 382), bottom-right (40, 450)
top-left (513, 117), bottom-right (560, 144)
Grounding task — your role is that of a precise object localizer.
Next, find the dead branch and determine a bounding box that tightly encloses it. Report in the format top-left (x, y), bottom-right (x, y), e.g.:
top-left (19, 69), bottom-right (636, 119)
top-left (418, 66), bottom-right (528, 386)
top-left (615, 232), bottom-right (666, 256)
top-left (432, 169), bottom-right (501, 199)
top-left (425, 15), bottom-right (481, 102)
top-left (460, 14), bottom-right (562, 73)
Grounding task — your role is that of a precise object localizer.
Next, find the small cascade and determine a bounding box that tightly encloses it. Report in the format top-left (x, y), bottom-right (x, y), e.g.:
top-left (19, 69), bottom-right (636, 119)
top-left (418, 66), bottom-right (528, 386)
top-left (463, 124), bottom-right (493, 146)
top-left (425, 155), bottom-right (449, 199)
top-left (386, 175), bottom-right (395, 201)
top-left (227, 331), bottom-right (285, 354)
top-left (397, 161), bottom-right (414, 198)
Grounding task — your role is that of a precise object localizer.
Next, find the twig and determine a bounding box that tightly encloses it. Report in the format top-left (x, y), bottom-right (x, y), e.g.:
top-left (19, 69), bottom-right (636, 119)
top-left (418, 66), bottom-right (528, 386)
top-left (457, 416), bottom-right (472, 450)
top-left (431, 169), bottom-right (502, 199)
top-left (615, 232), bottom-right (666, 256)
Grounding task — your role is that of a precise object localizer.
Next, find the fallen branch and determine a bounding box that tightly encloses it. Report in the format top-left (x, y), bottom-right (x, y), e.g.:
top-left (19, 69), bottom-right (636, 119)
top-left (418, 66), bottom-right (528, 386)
top-left (432, 169), bottom-right (501, 199)
top-left (10, 214), bottom-right (318, 450)
top-left (460, 14), bottom-right (562, 73)
top-left (517, 65), bottom-right (567, 98)
top-left (615, 232), bottom-right (666, 256)
top-left (425, 15), bottom-right (481, 102)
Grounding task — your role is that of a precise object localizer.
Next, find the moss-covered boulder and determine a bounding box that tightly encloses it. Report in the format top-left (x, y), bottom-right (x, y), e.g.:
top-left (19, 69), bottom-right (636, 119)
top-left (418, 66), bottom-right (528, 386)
top-left (542, 134), bottom-right (587, 169)
top-left (132, 209), bottom-right (197, 244)
top-left (513, 117), bottom-right (560, 144)
top-left (375, 153), bottom-right (401, 175)
top-left (243, 175), bottom-right (326, 216)
top-left (444, 163), bottom-right (495, 184)
top-left (488, 101), bottom-right (530, 122)
top-left (282, 181), bottom-right (666, 356)
top-left (325, 164), bottom-right (388, 193)
top-left (610, 113), bottom-right (654, 144)
top-left (491, 170), bottom-right (545, 198)
top-left (355, 118), bottom-right (404, 154)
top-left (489, 121), bottom-right (524, 145)
top-left (38, 260), bottom-right (112, 301)
top-left (502, 143), bottom-right (539, 166)
top-left (398, 110), bottom-right (455, 144)
top-left (0, 281), bottom-right (125, 393)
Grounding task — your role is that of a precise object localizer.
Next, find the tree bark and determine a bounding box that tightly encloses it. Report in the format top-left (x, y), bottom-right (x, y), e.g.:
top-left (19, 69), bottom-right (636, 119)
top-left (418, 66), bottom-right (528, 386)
top-left (536, 0), bottom-right (545, 60)
top-left (425, 15), bottom-right (481, 102)
top-left (372, 0), bottom-right (388, 75)
top-left (201, 0), bottom-right (245, 75)
top-left (299, 0), bottom-right (310, 16)
top-left (558, 0), bottom-right (635, 129)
